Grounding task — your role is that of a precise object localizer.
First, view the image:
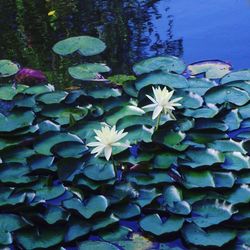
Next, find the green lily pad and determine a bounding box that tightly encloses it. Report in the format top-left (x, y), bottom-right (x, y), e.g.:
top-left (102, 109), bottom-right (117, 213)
top-left (222, 152), bottom-right (250, 171)
top-left (0, 59), bottom-right (19, 77)
top-left (68, 63), bottom-right (110, 81)
top-left (183, 104), bottom-right (219, 118)
top-left (0, 213), bottom-right (27, 245)
top-left (135, 72), bottom-right (188, 91)
top-left (0, 163), bottom-right (37, 184)
top-left (208, 139), bottom-right (246, 153)
top-left (153, 152), bottom-right (178, 169)
top-left (92, 214), bottom-right (119, 231)
top-left (0, 84), bottom-right (27, 100)
top-left (83, 157), bottom-right (116, 181)
top-left (205, 86), bottom-right (250, 106)
top-left (186, 78), bottom-right (216, 95)
top-left (63, 195), bottom-right (108, 219)
top-left (181, 148), bottom-right (225, 168)
top-left (0, 187), bottom-right (26, 207)
top-left (99, 226), bottom-right (132, 241)
top-left (189, 199), bottom-right (235, 227)
top-left (42, 206), bottom-right (69, 224)
top-left (135, 188), bottom-right (161, 207)
top-left (163, 186), bottom-right (191, 215)
top-left (182, 170), bottom-right (215, 188)
top-left (52, 141), bottom-right (88, 158)
top-left (52, 36), bottom-right (106, 56)
top-left (182, 223), bottom-right (236, 247)
top-left (78, 241), bottom-right (119, 250)
top-left (221, 70), bottom-right (250, 84)
top-left (224, 109), bottom-right (242, 130)
top-left (106, 105), bottom-right (145, 126)
top-left (133, 56), bottom-right (186, 75)
top-left (23, 84), bottom-right (54, 95)
top-left (65, 217), bottom-right (91, 242)
top-left (0, 111), bottom-right (35, 132)
top-left (140, 214), bottom-right (184, 236)
top-left (113, 203), bottom-right (141, 219)
top-left (16, 226), bottom-right (66, 250)
top-left (227, 185), bottom-right (250, 204)
top-left (188, 60), bottom-right (231, 79)
top-left (37, 91), bottom-right (68, 104)
top-left (34, 132), bottom-right (83, 155)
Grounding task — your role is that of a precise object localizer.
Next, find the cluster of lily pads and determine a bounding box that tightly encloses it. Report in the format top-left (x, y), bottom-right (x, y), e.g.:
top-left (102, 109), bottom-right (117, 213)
top-left (0, 36), bottom-right (250, 250)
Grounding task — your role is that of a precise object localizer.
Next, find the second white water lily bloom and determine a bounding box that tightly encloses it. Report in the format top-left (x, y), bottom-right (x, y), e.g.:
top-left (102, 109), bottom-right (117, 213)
top-left (143, 86), bottom-right (182, 120)
top-left (87, 125), bottom-right (129, 161)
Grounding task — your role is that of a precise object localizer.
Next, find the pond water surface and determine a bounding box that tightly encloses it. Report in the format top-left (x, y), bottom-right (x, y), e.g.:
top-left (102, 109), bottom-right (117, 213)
top-left (0, 0), bottom-right (250, 86)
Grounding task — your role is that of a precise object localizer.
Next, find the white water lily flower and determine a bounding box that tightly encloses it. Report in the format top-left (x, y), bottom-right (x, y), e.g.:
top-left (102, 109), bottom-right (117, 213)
top-left (87, 125), bottom-right (129, 161)
top-left (143, 86), bottom-right (182, 120)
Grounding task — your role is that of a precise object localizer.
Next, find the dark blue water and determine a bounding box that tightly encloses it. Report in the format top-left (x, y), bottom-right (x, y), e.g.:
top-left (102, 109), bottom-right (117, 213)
top-left (147, 0), bottom-right (250, 69)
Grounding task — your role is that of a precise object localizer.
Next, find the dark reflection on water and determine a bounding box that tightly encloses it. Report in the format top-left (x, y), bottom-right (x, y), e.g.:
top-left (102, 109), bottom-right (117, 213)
top-left (0, 0), bottom-right (250, 88)
top-left (0, 0), bottom-right (183, 87)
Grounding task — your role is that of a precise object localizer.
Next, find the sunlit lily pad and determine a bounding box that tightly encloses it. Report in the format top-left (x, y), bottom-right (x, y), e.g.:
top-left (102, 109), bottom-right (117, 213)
top-left (221, 70), bottom-right (250, 84)
top-left (52, 36), bottom-right (106, 56)
top-left (133, 56), bottom-right (186, 75)
top-left (0, 59), bottom-right (19, 77)
top-left (68, 63), bottom-right (110, 81)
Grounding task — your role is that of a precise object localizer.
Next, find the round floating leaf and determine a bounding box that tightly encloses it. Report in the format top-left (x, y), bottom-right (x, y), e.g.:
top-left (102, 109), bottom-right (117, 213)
top-left (16, 226), bottom-right (66, 250)
top-left (99, 226), bottom-right (132, 241)
top-left (38, 120), bottom-right (60, 134)
top-left (213, 171), bottom-right (235, 188)
top-left (181, 148), bottom-right (225, 168)
top-left (222, 152), bottom-right (250, 171)
top-left (182, 223), bottom-right (236, 247)
top-left (208, 139), bottom-right (246, 153)
top-left (153, 152), bottom-right (178, 169)
top-left (42, 206), bottom-right (69, 224)
top-left (0, 214), bottom-right (27, 245)
top-left (239, 103), bottom-right (250, 119)
top-left (163, 186), bottom-right (191, 215)
top-left (78, 241), bottom-right (119, 250)
top-left (86, 86), bottom-right (121, 99)
top-left (52, 141), bottom-right (88, 158)
top-left (52, 36), bottom-right (106, 56)
top-left (83, 158), bottom-right (116, 181)
top-left (63, 195), bottom-right (108, 219)
top-left (135, 188), bottom-right (161, 207)
top-left (183, 104), bottom-right (219, 118)
top-left (0, 111), bottom-right (35, 132)
top-left (221, 70), bottom-right (250, 84)
top-left (0, 84), bottom-right (27, 100)
top-left (189, 199), bottom-right (234, 227)
top-left (106, 105), bottom-right (145, 126)
top-left (0, 59), bottom-right (19, 77)
top-left (186, 78), bottom-right (217, 96)
top-left (23, 84), bottom-right (54, 95)
top-left (113, 203), bottom-right (141, 219)
top-left (36, 91), bottom-right (68, 104)
top-left (188, 60), bottom-right (231, 79)
top-left (182, 170), bottom-right (215, 188)
top-left (0, 163), bottom-right (37, 184)
top-left (108, 74), bottom-right (136, 85)
top-left (135, 72), bottom-right (188, 91)
top-left (92, 214), bottom-right (119, 231)
top-left (68, 63), bottom-right (110, 81)
top-left (65, 217), bottom-right (91, 242)
top-left (133, 56), bottom-right (186, 75)
top-left (178, 91), bottom-right (203, 109)
top-left (34, 132), bottom-right (83, 155)
top-left (227, 185), bottom-right (250, 205)
top-left (0, 187), bottom-right (26, 207)
top-left (140, 214), bottom-right (184, 236)
top-left (205, 86), bottom-right (250, 106)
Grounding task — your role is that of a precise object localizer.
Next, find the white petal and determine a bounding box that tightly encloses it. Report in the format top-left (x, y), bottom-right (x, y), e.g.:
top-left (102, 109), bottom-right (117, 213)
top-left (146, 94), bottom-right (157, 104)
top-left (112, 142), bottom-right (130, 148)
top-left (91, 145), bottom-right (105, 154)
top-left (104, 146), bottom-right (112, 161)
top-left (152, 105), bottom-right (163, 120)
top-left (142, 103), bottom-right (157, 110)
top-left (87, 141), bottom-right (102, 147)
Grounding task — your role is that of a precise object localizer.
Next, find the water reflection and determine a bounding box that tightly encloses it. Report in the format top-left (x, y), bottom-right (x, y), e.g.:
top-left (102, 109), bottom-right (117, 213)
top-left (0, 0), bottom-right (183, 87)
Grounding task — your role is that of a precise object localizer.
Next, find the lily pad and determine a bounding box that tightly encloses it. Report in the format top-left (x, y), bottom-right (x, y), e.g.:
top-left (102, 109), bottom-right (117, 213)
top-left (182, 223), bottom-right (236, 247)
top-left (52, 36), bottom-right (106, 56)
top-left (188, 60), bottom-right (231, 79)
top-left (140, 214), bottom-right (184, 236)
top-left (189, 199), bottom-right (235, 227)
top-left (68, 63), bottom-right (110, 81)
top-left (221, 70), bottom-right (250, 84)
top-left (36, 91), bottom-right (68, 104)
top-left (78, 241), bottom-right (119, 250)
top-left (133, 56), bottom-right (186, 75)
top-left (0, 59), bottom-right (19, 77)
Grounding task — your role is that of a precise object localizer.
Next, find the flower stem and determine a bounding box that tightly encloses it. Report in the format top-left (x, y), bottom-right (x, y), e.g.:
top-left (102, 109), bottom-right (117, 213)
top-left (155, 112), bottom-right (162, 132)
